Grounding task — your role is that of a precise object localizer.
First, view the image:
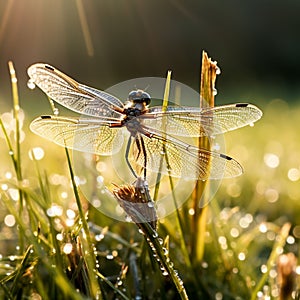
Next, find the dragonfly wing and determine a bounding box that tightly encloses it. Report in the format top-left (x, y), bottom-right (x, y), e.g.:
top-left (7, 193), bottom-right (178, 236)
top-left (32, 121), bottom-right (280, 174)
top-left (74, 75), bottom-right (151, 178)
top-left (130, 131), bottom-right (242, 180)
top-left (27, 63), bottom-right (124, 119)
top-left (30, 115), bottom-right (124, 155)
top-left (143, 103), bottom-right (262, 137)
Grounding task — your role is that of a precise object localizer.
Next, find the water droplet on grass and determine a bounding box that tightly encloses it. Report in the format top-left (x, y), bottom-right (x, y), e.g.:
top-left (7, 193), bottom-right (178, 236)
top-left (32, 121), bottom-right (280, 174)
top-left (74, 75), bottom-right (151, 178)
top-left (138, 228), bottom-right (145, 235)
top-left (162, 247), bottom-right (168, 255)
top-left (117, 280), bottom-right (123, 286)
top-left (106, 254), bottom-right (114, 260)
top-left (63, 243), bottom-right (73, 254)
top-left (152, 231), bottom-right (158, 238)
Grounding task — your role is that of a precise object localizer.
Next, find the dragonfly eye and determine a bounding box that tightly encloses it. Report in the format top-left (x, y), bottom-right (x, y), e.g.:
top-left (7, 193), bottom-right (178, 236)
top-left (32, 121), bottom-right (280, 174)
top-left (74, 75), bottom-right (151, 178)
top-left (128, 90), bottom-right (151, 105)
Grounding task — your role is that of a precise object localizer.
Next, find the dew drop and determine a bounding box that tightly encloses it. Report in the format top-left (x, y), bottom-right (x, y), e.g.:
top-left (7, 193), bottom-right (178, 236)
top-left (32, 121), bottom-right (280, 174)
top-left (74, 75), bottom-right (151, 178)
top-left (53, 108), bottom-right (59, 116)
top-left (56, 233), bottom-right (63, 241)
top-left (216, 66), bottom-right (221, 75)
top-left (138, 228), bottom-right (145, 235)
top-left (29, 147), bottom-right (45, 161)
top-left (1, 184), bottom-right (8, 191)
top-left (152, 231), bottom-right (158, 238)
top-left (259, 223), bottom-right (268, 233)
top-left (117, 280), bottom-right (123, 286)
top-left (147, 202), bottom-right (155, 208)
top-left (95, 234), bottom-right (104, 241)
top-left (106, 254), bottom-right (114, 260)
top-left (213, 88), bottom-right (218, 96)
top-left (125, 215), bottom-right (132, 222)
top-left (260, 264), bottom-right (268, 273)
top-left (5, 172), bottom-right (12, 179)
top-left (9, 255), bottom-right (16, 261)
top-left (4, 215), bottom-right (15, 227)
top-left (238, 252), bottom-right (246, 261)
top-left (27, 79), bottom-right (36, 90)
top-left (287, 235), bottom-right (295, 244)
top-left (188, 208), bottom-right (195, 215)
top-left (63, 243), bottom-right (73, 254)
top-left (8, 188), bottom-right (19, 201)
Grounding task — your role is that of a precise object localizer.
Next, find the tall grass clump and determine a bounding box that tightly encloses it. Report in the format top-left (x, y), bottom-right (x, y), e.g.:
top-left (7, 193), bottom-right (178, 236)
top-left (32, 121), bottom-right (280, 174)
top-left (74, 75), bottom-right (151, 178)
top-left (0, 55), bottom-right (298, 300)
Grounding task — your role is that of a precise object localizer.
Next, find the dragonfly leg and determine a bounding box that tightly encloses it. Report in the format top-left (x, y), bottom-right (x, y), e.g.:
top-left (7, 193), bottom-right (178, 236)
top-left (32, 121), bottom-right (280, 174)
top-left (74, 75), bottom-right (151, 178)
top-left (134, 136), bottom-right (148, 180)
top-left (125, 136), bottom-right (138, 178)
top-left (140, 137), bottom-right (148, 180)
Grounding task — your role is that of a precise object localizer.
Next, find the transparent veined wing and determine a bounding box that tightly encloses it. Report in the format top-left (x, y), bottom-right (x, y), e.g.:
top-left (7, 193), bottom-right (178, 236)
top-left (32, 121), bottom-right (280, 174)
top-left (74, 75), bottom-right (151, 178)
top-left (30, 115), bottom-right (124, 155)
top-left (142, 103), bottom-right (262, 137)
top-left (129, 130), bottom-right (243, 180)
top-left (27, 63), bottom-right (125, 119)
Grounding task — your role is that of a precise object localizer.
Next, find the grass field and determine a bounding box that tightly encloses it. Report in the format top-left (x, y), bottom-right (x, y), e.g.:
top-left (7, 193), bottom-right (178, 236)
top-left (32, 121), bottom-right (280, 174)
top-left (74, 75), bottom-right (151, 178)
top-left (0, 64), bottom-right (299, 300)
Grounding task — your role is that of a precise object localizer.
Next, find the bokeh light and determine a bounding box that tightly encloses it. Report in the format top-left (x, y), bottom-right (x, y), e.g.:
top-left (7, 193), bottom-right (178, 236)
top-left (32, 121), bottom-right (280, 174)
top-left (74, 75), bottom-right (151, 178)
top-left (264, 153), bottom-right (280, 169)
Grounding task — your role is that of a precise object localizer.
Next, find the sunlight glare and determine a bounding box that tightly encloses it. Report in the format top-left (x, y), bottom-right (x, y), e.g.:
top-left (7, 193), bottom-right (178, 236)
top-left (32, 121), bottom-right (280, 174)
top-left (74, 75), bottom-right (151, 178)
top-left (4, 214), bottom-right (15, 227)
top-left (29, 147), bottom-right (45, 160)
top-left (63, 243), bottom-right (73, 254)
top-left (47, 204), bottom-right (63, 217)
top-left (259, 223), bottom-right (268, 233)
top-left (264, 188), bottom-right (279, 203)
top-left (287, 168), bottom-right (300, 181)
top-left (264, 153), bottom-right (280, 168)
top-left (8, 188), bottom-right (19, 201)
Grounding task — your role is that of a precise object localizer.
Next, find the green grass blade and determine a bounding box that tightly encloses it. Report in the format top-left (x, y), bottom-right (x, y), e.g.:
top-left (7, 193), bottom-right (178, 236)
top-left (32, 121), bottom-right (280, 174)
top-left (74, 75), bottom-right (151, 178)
top-left (250, 223), bottom-right (291, 300)
top-left (64, 147), bottom-right (102, 299)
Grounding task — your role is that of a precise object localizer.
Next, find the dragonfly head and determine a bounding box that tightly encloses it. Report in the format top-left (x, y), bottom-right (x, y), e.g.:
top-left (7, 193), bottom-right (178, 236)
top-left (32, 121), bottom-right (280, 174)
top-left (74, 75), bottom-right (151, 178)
top-left (128, 89), bottom-right (151, 105)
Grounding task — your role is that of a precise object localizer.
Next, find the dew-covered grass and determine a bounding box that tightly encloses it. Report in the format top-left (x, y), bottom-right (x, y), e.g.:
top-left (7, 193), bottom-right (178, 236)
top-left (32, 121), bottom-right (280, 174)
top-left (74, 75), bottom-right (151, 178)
top-left (0, 62), bottom-right (300, 300)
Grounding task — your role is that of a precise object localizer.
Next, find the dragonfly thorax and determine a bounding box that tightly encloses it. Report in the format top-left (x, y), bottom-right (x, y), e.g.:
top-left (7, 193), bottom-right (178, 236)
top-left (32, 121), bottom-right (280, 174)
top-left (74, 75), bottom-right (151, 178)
top-left (122, 98), bottom-right (149, 136)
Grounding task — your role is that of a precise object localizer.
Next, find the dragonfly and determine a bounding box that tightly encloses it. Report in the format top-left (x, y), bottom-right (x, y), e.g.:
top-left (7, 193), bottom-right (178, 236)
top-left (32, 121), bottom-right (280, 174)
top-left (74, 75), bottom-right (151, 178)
top-left (28, 63), bottom-right (262, 180)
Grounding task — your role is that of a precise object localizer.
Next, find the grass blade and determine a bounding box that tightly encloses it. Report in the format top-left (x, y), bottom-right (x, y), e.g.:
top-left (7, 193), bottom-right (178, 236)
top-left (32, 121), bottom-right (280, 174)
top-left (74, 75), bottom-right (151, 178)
top-left (191, 51), bottom-right (219, 262)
